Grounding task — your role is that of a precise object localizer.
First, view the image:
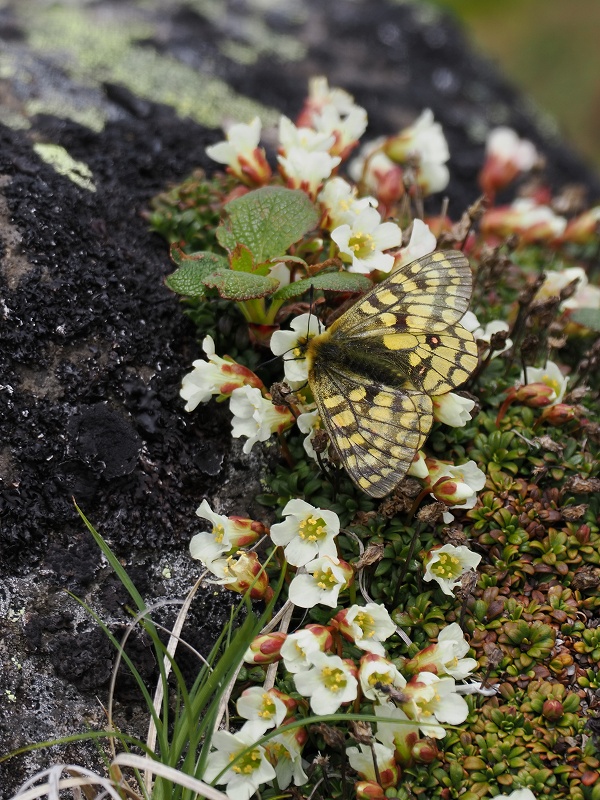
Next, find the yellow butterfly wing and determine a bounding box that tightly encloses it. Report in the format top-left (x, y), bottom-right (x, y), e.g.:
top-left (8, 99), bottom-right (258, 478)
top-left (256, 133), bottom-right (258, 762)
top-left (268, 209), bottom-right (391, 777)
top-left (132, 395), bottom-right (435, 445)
top-left (309, 363), bottom-right (433, 498)
top-left (305, 250), bottom-right (478, 497)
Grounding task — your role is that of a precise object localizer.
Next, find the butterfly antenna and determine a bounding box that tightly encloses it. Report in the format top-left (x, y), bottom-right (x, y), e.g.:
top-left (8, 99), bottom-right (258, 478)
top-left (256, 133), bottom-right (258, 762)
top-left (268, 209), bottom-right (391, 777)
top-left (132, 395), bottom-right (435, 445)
top-left (307, 283), bottom-right (323, 335)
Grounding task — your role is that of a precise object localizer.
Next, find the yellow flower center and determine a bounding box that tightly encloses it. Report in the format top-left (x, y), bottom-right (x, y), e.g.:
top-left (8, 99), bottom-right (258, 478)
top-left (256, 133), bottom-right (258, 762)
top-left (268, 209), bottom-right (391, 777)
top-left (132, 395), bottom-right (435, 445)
top-left (229, 746), bottom-right (262, 774)
top-left (348, 231), bottom-right (376, 258)
top-left (321, 665), bottom-right (347, 693)
top-left (368, 670), bottom-right (391, 687)
top-left (259, 693), bottom-right (276, 719)
top-left (542, 374), bottom-right (561, 395)
top-left (313, 567), bottom-right (338, 590)
top-left (431, 552), bottom-right (462, 579)
top-left (299, 515), bottom-right (328, 542)
top-left (212, 523), bottom-right (226, 544)
top-left (355, 611), bottom-right (376, 638)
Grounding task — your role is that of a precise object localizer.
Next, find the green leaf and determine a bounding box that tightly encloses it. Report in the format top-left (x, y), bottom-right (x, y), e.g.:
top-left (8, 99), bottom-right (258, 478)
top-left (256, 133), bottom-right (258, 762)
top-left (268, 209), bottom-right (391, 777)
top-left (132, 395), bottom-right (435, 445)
top-left (203, 270), bottom-right (280, 300)
top-left (570, 307), bottom-right (600, 331)
top-left (272, 271), bottom-right (372, 302)
top-left (165, 247), bottom-right (229, 296)
top-left (230, 242), bottom-right (256, 273)
top-left (216, 186), bottom-right (319, 261)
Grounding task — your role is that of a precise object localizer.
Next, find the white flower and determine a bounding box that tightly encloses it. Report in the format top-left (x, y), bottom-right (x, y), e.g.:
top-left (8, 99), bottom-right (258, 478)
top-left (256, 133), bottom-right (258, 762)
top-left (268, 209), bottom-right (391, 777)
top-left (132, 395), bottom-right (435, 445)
top-left (205, 117), bottom-right (271, 185)
top-left (407, 623), bottom-right (478, 680)
top-left (189, 499), bottom-right (260, 569)
top-left (485, 127), bottom-right (538, 171)
top-left (385, 109), bottom-right (450, 194)
top-left (288, 555), bottom-right (352, 608)
top-left (280, 627), bottom-right (328, 674)
top-left (512, 198), bottom-right (567, 239)
top-left (518, 360), bottom-right (568, 405)
top-left (407, 450), bottom-right (429, 480)
top-left (535, 266), bottom-right (595, 311)
top-left (346, 742), bottom-right (397, 784)
top-left (401, 672), bottom-right (469, 738)
top-left (374, 702), bottom-right (420, 751)
top-left (269, 498), bottom-right (340, 567)
top-left (318, 176), bottom-right (377, 229)
top-left (393, 219), bottom-right (437, 271)
top-left (230, 386), bottom-right (294, 454)
top-left (202, 722), bottom-right (276, 800)
top-left (359, 653), bottom-right (407, 701)
top-left (270, 313), bottom-right (323, 384)
top-left (340, 602), bottom-right (397, 656)
top-left (490, 790), bottom-right (537, 800)
top-left (423, 543), bottom-right (482, 596)
top-left (236, 687), bottom-right (287, 732)
top-left (463, 311), bottom-right (512, 358)
top-left (331, 206), bottom-right (402, 274)
top-left (293, 651), bottom-right (358, 714)
top-left (278, 115), bottom-right (336, 154)
top-left (264, 727), bottom-right (309, 790)
top-left (432, 393), bottom-right (475, 427)
top-left (180, 335), bottom-right (261, 412)
top-left (426, 458), bottom-right (487, 522)
top-left (278, 147), bottom-right (341, 197)
top-left (297, 409), bottom-right (323, 461)
top-left (348, 136), bottom-right (401, 197)
top-left (312, 103), bottom-right (368, 156)
top-left (308, 77), bottom-right (355, 113)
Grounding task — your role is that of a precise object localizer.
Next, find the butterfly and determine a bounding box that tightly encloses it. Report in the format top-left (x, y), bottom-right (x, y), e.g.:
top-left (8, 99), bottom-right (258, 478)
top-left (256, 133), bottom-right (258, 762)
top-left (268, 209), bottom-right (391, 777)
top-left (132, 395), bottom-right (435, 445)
top-left (304, 250), bottom-right (479, 498)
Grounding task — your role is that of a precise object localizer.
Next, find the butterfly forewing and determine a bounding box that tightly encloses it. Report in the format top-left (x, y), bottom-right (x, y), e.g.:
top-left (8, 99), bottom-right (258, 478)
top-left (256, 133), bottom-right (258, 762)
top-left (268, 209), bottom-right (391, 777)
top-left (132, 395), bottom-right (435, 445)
top-left (332, 250), bottom-right (474, 337)
top-left (305, 250), bottom-right (478, 497)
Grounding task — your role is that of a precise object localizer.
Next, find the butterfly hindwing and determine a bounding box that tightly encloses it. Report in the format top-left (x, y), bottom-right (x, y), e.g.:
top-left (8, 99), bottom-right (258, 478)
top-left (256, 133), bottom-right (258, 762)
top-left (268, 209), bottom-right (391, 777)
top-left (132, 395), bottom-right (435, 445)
top-left (310, 360), bottom-right (433, 498)
top-left (305, 250), bottom-right (479, 497)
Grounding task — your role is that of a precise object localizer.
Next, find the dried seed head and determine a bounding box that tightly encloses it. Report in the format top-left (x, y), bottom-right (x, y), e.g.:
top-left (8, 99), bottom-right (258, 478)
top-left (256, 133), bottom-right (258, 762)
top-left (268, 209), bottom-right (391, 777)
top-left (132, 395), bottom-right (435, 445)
top-left (311, 724), bottom-right (345, 751)
top-left (311, 428), bottom-right (329, 454)
top-left (269, 382), bottom-right (294, 407)
top-left (571, 565), bottom-right (600, 592)
top-left (416, 501), bottom-right (447, 526)
top-left (349, 721), bottom-right (373, 744)
top-left (442, 527), bottom-right (468, 547)
top-left (454, 568), bottom-right (478, 601)
top-left (534, 435), bottom-right (564, 455)
top-left (563, 476), bottom-right (600, 494)
top-left (355, 543), bottom-right (385, 570)
top-left (561, 504), bottom-right (588, 521)
top-left (483, 643), bottom-right (503, 669)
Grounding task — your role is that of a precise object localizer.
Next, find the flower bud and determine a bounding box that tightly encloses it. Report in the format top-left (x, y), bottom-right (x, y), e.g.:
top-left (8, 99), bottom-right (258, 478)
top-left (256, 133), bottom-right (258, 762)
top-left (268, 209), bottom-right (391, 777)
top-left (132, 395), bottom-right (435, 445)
top-left (514, 382), bottom-right (556, 407)
top-left (411, 739), bottom-right (439, 763)
top-left (561, 207), bottom-right (600, 244)
top-left (269, 687), bottom-right (297, 714)
top-left (356, 781), bottom-right (386, 800)
top-left (542, 698), bottom-right (564, 721)
top-left (243, 632), bottom-right (287, 664)
top-left (221, 551), bottom-right (273, 602)
top-left (539, 404), bottom-right (577, 425)
top-left (429, 476), bottom-right (474, 507)
top-left (305, 623), bottom-right (335, 651)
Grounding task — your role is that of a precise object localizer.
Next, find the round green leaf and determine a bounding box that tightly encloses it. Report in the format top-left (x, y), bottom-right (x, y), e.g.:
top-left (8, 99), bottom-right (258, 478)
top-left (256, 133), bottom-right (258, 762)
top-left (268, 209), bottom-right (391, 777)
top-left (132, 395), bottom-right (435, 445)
top-left (203, 271), bottom-right (280, 300)
top-left (165, 251), bottom-right (229, 296)
top-left (216, 186), bottom-right (319, 262)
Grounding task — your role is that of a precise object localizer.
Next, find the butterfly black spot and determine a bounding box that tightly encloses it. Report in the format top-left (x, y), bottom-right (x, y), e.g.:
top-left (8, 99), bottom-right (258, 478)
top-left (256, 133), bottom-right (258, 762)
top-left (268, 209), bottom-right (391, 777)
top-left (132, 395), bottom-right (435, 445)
top-left (425, 334), bottom-right (442, 348)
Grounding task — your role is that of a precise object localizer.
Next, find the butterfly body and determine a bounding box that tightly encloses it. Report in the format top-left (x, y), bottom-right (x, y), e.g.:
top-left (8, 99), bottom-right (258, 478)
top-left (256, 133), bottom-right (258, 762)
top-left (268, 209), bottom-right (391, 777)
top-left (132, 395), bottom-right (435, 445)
top-left (305, 250), bottom-right (479, 498)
